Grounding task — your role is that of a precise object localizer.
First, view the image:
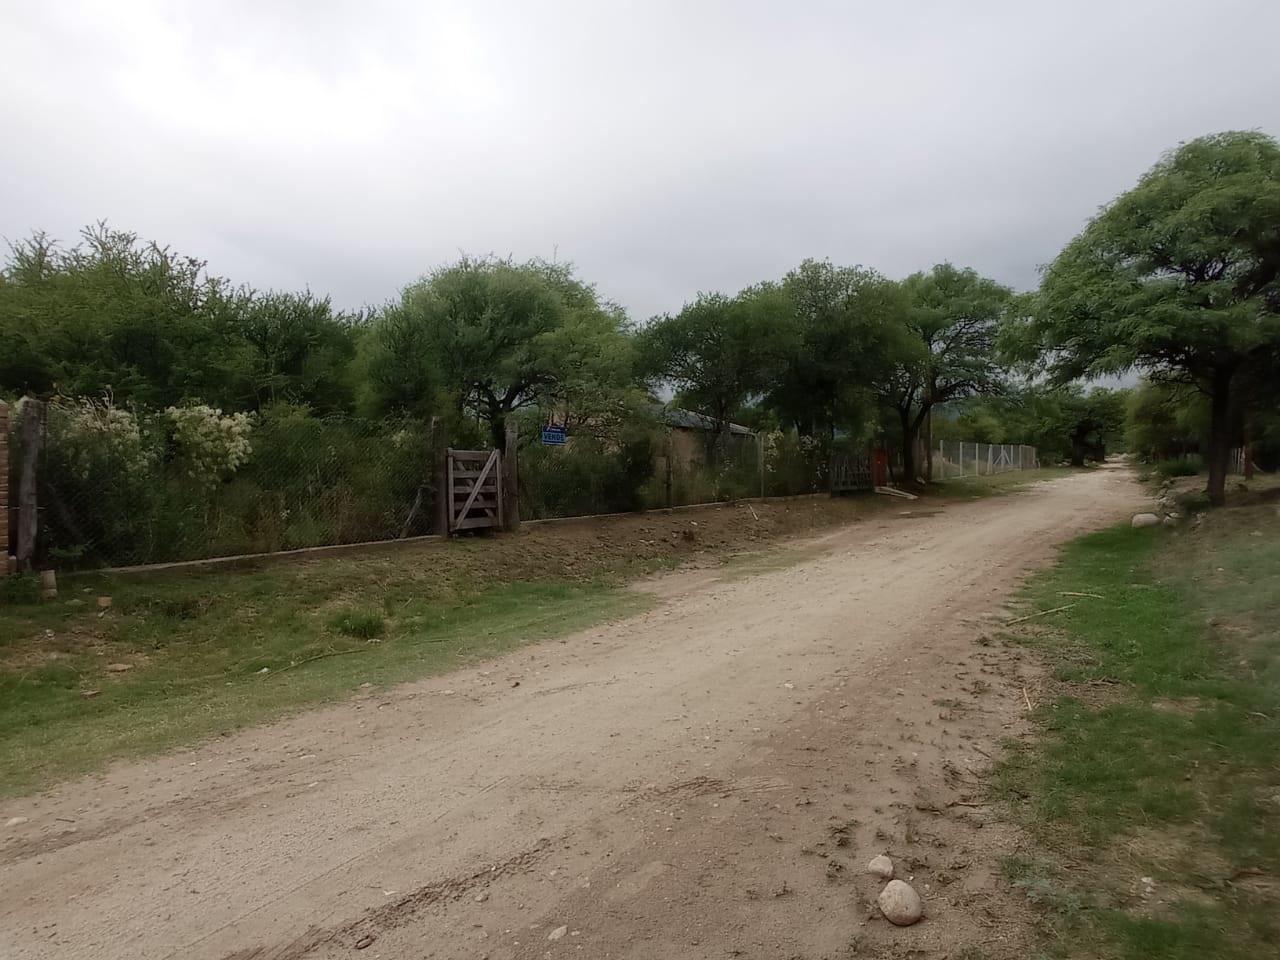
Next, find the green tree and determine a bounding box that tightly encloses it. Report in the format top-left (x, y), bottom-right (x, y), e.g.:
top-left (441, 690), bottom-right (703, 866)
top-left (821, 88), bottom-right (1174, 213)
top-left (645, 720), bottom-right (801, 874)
top-left (768, 260), bottom-right (914, 443)
top-left (880, 264), bottom-right (1012, 483)
top-left (232, 290), bottom-right (360, 414)
top-left (639, 284), bottom-right (798, 456)
top-left (0, 225), bottom-right (238, 406)
top-left (1012, 131), bottom-right (1280, 505)
top-left (366, 257), bottom-right (636, 447)
top-left (1125, 379), bottom-right (1208, 462)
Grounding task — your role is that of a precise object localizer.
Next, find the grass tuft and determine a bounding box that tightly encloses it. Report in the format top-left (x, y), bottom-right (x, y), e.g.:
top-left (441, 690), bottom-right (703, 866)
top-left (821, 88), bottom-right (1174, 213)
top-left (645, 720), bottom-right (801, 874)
top-left (328, 608), bottom-right (386, 639)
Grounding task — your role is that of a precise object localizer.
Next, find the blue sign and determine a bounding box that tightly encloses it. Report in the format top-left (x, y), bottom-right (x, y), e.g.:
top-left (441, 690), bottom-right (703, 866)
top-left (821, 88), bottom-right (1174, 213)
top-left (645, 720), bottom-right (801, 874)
top-left (541, 425), bottom-right (568, 446)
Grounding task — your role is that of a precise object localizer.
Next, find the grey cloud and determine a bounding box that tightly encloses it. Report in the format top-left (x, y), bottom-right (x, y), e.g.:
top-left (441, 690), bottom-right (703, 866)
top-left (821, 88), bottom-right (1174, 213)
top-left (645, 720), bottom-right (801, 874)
top-left (3, 0), bottom-right (1278, 321)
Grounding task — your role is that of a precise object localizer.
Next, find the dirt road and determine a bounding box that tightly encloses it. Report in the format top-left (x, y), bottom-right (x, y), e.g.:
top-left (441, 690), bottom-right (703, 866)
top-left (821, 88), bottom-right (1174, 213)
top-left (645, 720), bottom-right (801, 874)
top-left (1, 467), bottom-right (1145, 960)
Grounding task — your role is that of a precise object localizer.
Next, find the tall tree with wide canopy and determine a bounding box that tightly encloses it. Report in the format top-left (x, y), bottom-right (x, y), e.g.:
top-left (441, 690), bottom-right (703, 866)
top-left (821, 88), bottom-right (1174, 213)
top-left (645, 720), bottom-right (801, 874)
top-left (768, 259), bottom-right (915, 442)
top-left (639, 284), bottom-right (797, 456)
top-left (880, 264), bottom-right (1012, 482)
top-left (365, 257), bottom-right (635, 447)
top-left (1013, 131), bottom-right (1280, 505)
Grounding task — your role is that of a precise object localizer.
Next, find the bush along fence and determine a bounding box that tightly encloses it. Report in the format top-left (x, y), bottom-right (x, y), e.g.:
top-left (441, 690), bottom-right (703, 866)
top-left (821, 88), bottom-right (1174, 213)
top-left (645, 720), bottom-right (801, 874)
top-left (2, 397), bottom-right (1040, 572)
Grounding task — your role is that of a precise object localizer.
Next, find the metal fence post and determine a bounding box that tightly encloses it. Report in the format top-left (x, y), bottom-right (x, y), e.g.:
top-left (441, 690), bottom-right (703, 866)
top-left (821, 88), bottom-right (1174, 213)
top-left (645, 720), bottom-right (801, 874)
top-left (432, 418), bottom-right (450, 535)
top-left (503, 422), bottom-right (521, 532)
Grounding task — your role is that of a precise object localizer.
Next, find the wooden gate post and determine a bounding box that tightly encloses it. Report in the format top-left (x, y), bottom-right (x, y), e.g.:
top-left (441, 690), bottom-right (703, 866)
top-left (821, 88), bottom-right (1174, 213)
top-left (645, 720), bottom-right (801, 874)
top-left (432, 419), bottom-right (450, 535)
top-left (502, 422), bottom-right (520, 532)
top-left (16, 399), bottom-right (44, 572)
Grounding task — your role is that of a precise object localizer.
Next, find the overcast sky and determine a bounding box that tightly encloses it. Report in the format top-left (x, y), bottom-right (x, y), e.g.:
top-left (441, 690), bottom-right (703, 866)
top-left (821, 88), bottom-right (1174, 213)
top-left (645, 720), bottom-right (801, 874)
top-left (3, 0), bottom-right (1279, 321)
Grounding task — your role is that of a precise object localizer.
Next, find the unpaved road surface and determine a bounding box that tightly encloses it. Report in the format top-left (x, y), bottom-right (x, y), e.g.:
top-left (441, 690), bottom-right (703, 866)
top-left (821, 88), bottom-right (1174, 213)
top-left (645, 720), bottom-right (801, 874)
top-left (1, 467), bottom-right (1145, 960)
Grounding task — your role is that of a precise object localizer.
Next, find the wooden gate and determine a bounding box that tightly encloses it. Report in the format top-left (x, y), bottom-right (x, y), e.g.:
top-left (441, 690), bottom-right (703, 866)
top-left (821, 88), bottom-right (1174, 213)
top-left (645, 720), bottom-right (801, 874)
top-left (447, 448), bottom-right (503, 533)
top-left (830, 451), bottom-right (874, 493)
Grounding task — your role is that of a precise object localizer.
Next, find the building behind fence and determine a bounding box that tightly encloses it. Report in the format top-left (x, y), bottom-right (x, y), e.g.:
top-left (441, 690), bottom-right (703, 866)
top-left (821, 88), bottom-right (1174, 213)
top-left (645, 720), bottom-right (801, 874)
top-left (4, 396), bottom-right (1044, 572)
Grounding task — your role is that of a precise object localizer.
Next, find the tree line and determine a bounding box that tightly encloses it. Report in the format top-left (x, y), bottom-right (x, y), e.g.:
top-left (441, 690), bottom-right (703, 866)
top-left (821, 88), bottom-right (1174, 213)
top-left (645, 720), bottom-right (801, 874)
top-left (3, 130), bottom-right (1278, 506)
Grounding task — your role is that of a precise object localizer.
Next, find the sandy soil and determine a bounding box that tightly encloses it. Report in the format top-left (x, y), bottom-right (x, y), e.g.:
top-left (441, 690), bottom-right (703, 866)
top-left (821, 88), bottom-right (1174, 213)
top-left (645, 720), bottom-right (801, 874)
top-left (0, 466), bottom-right (1146, 960)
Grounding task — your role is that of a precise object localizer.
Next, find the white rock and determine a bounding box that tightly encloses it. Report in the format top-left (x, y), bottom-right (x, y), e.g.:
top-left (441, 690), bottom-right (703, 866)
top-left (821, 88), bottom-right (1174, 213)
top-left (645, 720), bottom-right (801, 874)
top-left (877, 879), bottom-right (924, 926)
top-left (1131, 513), bottom-right (1160, 528)
top-left (547, 925), bottom-right (568, 941)
top-left (6, 816), bottom-right (29, 828)
top-left (1163, 516), bottom-right (1177, 527)
top-left (867, 854), bottom-right (894, 880)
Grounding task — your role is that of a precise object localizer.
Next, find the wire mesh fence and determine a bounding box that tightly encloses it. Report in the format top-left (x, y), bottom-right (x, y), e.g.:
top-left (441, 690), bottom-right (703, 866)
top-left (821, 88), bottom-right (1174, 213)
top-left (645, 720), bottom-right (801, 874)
top-left (517, 427), bottom-right (827, 521)
top-left (5, 394), bottom-right (1041, 571)
top-left (8, 398), bottom-right (435, 568)
top-left (930, 441), bottom-right (1039, 480)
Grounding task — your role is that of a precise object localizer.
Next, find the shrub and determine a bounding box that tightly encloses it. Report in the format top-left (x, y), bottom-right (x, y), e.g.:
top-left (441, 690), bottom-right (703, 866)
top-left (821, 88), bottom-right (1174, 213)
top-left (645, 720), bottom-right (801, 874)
top-left (1156, 457), bottom-right (1200, 478)
top-left (0, 574), bottom-right (41, 606)
top-left (329, 608), bottom-right (386, 639)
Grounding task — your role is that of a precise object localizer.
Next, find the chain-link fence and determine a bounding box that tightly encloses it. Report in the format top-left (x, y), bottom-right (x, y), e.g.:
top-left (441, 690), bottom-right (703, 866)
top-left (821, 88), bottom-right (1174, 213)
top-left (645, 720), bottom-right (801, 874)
top-left (9, 396), bottom-right (1033, 571)
top-left (517, 427), bottom-right (827, 521)
top-left (930, 441), bottom-right (1039, 480)
top-left (8, 398), bottom-right (435, 568)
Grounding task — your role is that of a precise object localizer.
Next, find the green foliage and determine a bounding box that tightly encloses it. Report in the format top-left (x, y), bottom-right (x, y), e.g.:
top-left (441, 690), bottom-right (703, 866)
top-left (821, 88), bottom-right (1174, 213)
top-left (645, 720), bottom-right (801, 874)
top-left (640, 284), bottom-right (799, 444)
top-left (0, 224), bottom-right (361, 411)
top-left (936, 386), bottom-right (1127, 464)
top-left (1124, 379), bottom-right (1208, 461)
top-left (768, 260), bottom-right (913, 441)
top-left (328, 608), bottom-right (386, 639)
top-left (1155, 457), bottom-right (1199, 478)
top-left (879, 263), bottom-right (1013, 479)
top-left (366, 257), bottom-right (639, 446)
top-left (0, 574), bottom-right (41, 606)
top-left (519, 428), bottom-right (657, 518)
top-left (995, 510), bottom-right (1280, 958)
top-left (1012, 131), bottom-right (1280, 503)
top-left (33, 401), bottom-right (433, 567)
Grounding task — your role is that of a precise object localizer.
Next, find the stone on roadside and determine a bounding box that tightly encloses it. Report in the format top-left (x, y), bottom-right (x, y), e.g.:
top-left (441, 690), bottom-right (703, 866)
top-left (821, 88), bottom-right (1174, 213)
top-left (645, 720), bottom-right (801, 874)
top-left (6, 816), bottom-right (29, 828)
top-left (1163, 516), bottom-right (1177, 527)
top-left (1131, 513), bottom-right (1160, 528)
top-left (105, 663), bottom-right (132, 673)
top-left (867, 854), bottom-right (894, 880)
top-left (547, 925), bottom-right (568, 941)
top-left (877, 879), bottom-right (924, 926)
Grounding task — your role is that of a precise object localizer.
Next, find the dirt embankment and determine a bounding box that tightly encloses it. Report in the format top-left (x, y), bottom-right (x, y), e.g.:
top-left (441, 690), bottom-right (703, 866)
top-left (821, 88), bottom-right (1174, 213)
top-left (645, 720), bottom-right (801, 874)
top-left (0, 468), bottom-right (1145, 960)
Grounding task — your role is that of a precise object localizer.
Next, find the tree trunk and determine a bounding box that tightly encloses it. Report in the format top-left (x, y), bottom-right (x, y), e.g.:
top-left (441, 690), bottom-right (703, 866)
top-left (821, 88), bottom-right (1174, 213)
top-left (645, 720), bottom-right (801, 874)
top-left (1205, 369), bottom-right (1233, 508)
top-left (1069, 427), bottom-right (1087, 467)
top-left (899, 407), bottom-right (917, 486)
top-left (488, 411), bottom-right (506, 451)
top-left (924, 407), bottom-right (934, 483)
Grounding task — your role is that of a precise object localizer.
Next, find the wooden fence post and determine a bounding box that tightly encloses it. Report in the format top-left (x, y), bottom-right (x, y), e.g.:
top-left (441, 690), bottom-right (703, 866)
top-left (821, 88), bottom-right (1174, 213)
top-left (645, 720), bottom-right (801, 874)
top-left (757, 431), bottom-right (765, 499)
top-left (0, 401), bottom-right (10, 572)
top-left (432, 419), bottom-right (450, 536)
top-left (16, 399), bottom-right (44, 572)
top-left (502, 422), bottom-right (520, 532)
top-left (664, 431), bottom-right (675, 508)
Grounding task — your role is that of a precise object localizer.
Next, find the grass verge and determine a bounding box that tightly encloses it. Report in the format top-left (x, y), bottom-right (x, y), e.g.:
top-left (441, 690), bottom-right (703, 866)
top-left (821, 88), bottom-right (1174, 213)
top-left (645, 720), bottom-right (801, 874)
top-left (994, 499), bottom-right (1280, 958)
top-left (927, 465), bottom-right (1087, 500)
top-left (0, 572), bottom-right (648, 798)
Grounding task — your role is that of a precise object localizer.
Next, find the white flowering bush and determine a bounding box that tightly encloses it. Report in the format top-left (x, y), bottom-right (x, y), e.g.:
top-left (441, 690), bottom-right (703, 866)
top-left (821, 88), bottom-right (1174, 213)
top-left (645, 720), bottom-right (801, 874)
top-left (164, 405), bottom-right (254, 484)
top-left (48, 397), bottom-right (153, 482)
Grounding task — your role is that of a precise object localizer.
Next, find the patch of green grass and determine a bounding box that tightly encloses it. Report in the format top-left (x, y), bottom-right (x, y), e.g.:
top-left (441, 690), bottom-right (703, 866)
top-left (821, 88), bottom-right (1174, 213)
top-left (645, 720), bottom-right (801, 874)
top-left (0, 573), bottom-right (42, 606)
top-left (0, 572), bottom-right (648, 796)
top-left (994, 507), bottom-right (1280, 958)
top-left (328, 607), bottom-right (386, 639)
top-left (928, 466), bottom-right (1087, 500)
